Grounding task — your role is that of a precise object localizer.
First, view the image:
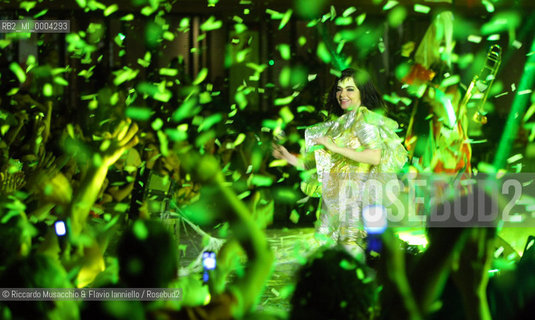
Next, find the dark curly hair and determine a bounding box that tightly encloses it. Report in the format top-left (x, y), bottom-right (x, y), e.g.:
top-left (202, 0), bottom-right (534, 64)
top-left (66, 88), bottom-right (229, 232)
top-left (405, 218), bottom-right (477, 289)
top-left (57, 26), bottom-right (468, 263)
top-left (290, 246), bottom-right (379, 320)
top-left (326, 68), bottom-right (386, 117)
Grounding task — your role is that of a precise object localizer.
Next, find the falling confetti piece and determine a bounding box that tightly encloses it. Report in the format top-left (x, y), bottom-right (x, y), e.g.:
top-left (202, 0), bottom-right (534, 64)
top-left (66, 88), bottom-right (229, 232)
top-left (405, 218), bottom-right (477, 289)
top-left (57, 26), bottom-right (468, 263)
top-left (297, 105), bottom-right (315, 113)
top-left (121, 13), bottom-right (134, 21)
top-left (316, 41), bottom-right (331, 64)
top-left (507, 154), bottom-right (523, 164)
top-left (113, 67), bottom-right (139, 86)
top-left (266, 9), bottom-right (284, 19)
top-left (279, 9), bottom-right (293, 30)
top-left (200, 16), bottom-right (223, 31)
top-left (104, 4), bottom-right (118, 16)
top-left (383, 0), bottom-right (399, 11)
top-left (159, 68), bottom-right (178, 76)
top-left (289, 210), bottom-right (300, 224)
top-left (487, 34), bottom-right (500, 41)
top-left (278, 44), bottom-right (291, 60)
top-left (125, 106), bottom-right (153, 121)
top-left (9, 62), bottom-right (27, 84)
top-left (43, 83), bottom-right (53, 97)
top-left (279, 106), bottom-right (294, 124)
top-left (198, 113), bottom-right (223, 132)
top-left (335, 17), bottom-right (352, 26)
top-left (356, 13), bottom-right (366, 25)
top-left (20, 1), bottom-right (36, 11)
top-left (343, 6), bottom-right (357, 17)
top-left (151, 118), bottom-right (164, 131)
top-left (467, 35), bottom-right (482, 43)
top-left (274, 95), bottom-right (294, 106)
top-left (33, 9), bottom-right (48, 18)
top-left (193, 68), bottom-right (208, 85)
top-left (413, 4), bottom-right (430, 14)
top-left (440, 75), bottom-right (460, 87)
top-left (172, 99), bottom-right (199, 122)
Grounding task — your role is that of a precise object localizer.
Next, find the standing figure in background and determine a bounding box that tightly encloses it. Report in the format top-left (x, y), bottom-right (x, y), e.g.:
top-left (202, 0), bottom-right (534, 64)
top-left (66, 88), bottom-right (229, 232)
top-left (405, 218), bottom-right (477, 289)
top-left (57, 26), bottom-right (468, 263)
top-left (402, 11), bottom-right (472, 176)
top-left (274, 68), bottom-right (407, 249)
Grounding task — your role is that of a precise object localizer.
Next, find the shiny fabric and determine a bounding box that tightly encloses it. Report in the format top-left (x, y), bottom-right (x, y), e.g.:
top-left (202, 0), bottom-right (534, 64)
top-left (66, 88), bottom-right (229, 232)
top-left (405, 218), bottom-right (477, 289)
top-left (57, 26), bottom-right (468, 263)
top-left (304, 107), bottom-right (408, 244)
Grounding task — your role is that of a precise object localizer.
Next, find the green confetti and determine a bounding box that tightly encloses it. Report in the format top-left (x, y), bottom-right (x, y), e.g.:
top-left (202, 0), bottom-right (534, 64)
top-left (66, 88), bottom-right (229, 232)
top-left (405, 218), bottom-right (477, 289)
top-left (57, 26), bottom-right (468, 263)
top-left (235, 23), bottom-right (247, 34)
top-left (278, 44), bottom-right (291, 60)
top-left (33, 9), bottom-right (48, 18)
top-left (121, 14), bottom-right (134, 21)
top-left (20, 1), bottom-right (36, 11)
top-left (249, 175), bottom-right (273, 187)
top-left (199, 92), bottom-right (212, 104)
top-left (335, 17), bottom-right (352, 26)
top-left (279, 9), bottom-right (293, 30)
top-left (316, 41), bottom-right (331, 64)
top-left (289, 210), bottom-right (300, 224)
top-left (356, 13), bottom-right (366, 25)
top-left (138, 51), bottom-right (151, 68)
top-left (388, 6), bottom-right (407, 28)
top-left (356, 268), bottom-right (365, 280)
top-left (487, 34), bottom-right (500, 41)
top-left (9, 62), bottom-right (26, 83)
top-left (262, 119), bottom-right (282, 130)
top-left (165, 128), bottom-right (188, 141)
top-left (340, 259), bottom-right (356, 270)
top-left (440, 75), bottom-right (460, 87)
top-left (157, 130), bottom-right (169, 156)
top-left (152, 118), bottom-right (164, 131)
top-left (342, 6), bottom-right (357, 17)
top-left (133, 220), bottom-right (148, 240)
top-left (104, 4), bottom-right (118, 16)
top-left (236, 48), bottom-right (250, 63)
top-left (507, 154), bottom-right (523, 164)
top-left (297, 105), bottom-right (315, 113)
top-left (235, 91), bottom-right (248, 109)
top-left (193, 68), bottom-right (208, 85)
top-left (200, 16), bottom-right (222, 32)
top-left (43, 83), bottom-right (53, 96)
top-left (163, 31), bottom-right (175, 41)
top-left (482, 0), bottom-right (495, 13)
top-left (413, 4), bottom-right (430, 14)
top-left (54, 76), bottom-right (69, 86)
top-left (266, 9), bottom-right (284, 20)
top-left (159, 68), bottom-right (178, 76)
top-left (279, 106), bottom-right (294, 123)
top-left (274, 95), bottom-right (294, 106)
top-left (0, 39), bottom-right (11, 48)
top-left (137, 82), bottom-right (171, 102)
top-left (141, 6), bottom-right (157, 16)
top-left (269, 159), bottom-right (288, 167)
top-left (172, 99), bottom-right (199, 122)
top-left (125, 106), bottom-right (153, 121)
top-left (232, 133), bottom-right (245, 146)
top-left (195, 130), bottom-right (215, 149)
top-left (178, 17), bottom-right (190, 32)
top-left (113, 67), bottom-right (139, 86)
top-left (198, 113), bottom-right (223, 131)
top-left (279, 66), bottom-right (291, 87)
top-left (383, 0), bottom-right (398, 11)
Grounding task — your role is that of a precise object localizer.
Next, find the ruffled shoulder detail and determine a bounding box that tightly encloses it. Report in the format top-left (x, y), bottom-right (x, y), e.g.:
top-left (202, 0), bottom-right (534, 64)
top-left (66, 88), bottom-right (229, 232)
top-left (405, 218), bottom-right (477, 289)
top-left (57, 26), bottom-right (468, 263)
top-left (359, 107), bottom-right (408, 173)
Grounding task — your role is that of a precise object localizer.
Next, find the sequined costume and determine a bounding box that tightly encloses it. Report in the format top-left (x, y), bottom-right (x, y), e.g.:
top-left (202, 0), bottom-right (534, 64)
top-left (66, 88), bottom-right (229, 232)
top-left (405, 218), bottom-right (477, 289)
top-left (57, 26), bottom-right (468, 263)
top-left (304, 107), bottom-right (407, 245)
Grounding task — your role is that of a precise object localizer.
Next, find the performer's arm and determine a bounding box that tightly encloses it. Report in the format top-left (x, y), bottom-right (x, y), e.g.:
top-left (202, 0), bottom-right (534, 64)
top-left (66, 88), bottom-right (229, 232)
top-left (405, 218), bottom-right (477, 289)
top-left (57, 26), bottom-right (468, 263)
top-left (315, 136), bottom-right (381, 165)
top-left (272, 144), bottom-right (305, 170)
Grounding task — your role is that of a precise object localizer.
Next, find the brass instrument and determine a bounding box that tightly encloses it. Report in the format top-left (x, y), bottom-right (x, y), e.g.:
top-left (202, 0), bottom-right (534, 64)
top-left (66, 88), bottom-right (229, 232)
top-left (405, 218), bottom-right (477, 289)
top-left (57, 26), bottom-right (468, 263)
top-left (459, 45), bottom-right (502, 125)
